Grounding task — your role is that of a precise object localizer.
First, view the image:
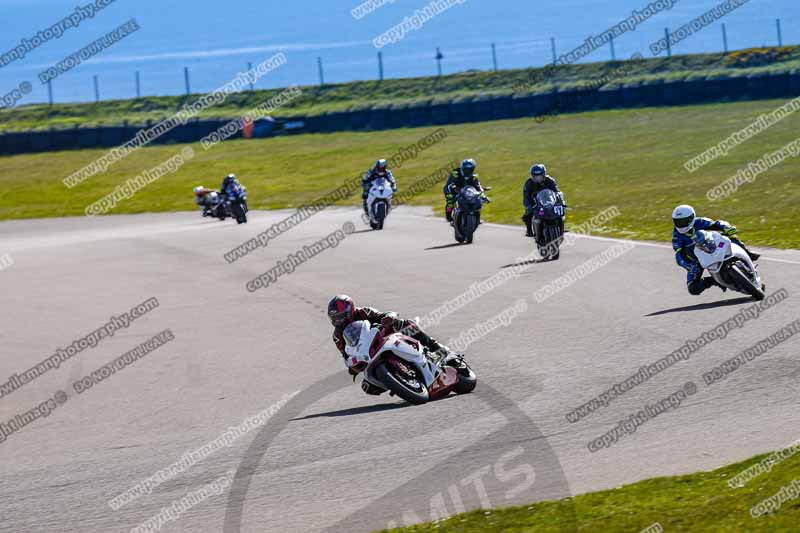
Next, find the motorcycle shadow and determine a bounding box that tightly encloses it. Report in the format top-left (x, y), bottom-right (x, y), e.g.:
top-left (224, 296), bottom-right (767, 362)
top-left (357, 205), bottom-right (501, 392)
top-left (290, 402), bottom-right (410, 420)
top-left (646, 296), bottom-right (753, 317)
top-left (425, 243), bottom-right (467, 250)
top-left (290, 393), bottom-right (461, 420)
top-left (500, 258), bottom-right (551, 268)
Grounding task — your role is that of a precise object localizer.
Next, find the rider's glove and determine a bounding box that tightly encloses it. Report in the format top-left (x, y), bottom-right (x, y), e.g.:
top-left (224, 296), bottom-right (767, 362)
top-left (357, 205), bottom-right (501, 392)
top-left (349, 361), bottom-right (367, 381)
top-left (722, 225), bottom-right (738, 236)
top-left (380, 315), bottom-right (400, 333)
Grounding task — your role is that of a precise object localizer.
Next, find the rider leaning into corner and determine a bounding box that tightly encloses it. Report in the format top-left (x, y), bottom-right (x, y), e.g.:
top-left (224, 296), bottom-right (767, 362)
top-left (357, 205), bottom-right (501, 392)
top-left (328, 295), bottom-right (459, 395)
top-left (443, 159), bottom-right (484, 223)
top-left (362, 159), bottom-right (397, 216)
top-left (672, 204), bottom-right (761, 296)
top-left (220, 173), bottom-right (243, 195)
top-left (522, 163), bottom-right (566, 238)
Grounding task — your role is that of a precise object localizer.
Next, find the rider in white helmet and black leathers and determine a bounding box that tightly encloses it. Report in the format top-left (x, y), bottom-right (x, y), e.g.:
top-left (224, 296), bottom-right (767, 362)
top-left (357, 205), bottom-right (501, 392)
top-left (522, 164), bottom-right (565, 237)
top-left (362, 159), bottom-right (397, 216)
top-left (672, 204), bottom-right (760, 295)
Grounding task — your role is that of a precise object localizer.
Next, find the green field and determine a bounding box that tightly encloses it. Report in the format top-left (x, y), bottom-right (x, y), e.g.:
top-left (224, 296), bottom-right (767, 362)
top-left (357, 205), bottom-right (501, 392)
top-left (379, 445), bottom-right (800, 533)
top-left (1, 96), bottom-right (798, 248)
top-left (2, 46), bottom-right (799, 131)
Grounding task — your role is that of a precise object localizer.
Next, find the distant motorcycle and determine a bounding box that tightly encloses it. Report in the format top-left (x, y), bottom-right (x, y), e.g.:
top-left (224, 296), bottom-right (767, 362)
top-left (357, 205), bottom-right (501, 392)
top-left (194, 186), bottom-right (225, 220)
top-left (453, 185), bottom-right (490, 244)
top-left (366, 177), bottom-right (393, 230)
top-left (225, 184), bottom-right (249, 224)
top-left (531, 189), bottom-right (566, 260)
top-left (694, 230), bottom-right (765, 300)
top-left (344, 320), bottom-right (477, 405)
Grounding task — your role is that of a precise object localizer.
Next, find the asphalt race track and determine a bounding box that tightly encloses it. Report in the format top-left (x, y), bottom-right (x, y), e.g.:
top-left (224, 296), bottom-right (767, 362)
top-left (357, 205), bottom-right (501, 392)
top-left (1, 207), bottom-right (799, 533)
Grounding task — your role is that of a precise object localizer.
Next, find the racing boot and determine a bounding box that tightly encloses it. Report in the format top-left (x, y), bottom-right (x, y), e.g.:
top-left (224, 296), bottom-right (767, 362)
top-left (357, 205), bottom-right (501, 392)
top-left (432, 344), bottom-right (466, 368)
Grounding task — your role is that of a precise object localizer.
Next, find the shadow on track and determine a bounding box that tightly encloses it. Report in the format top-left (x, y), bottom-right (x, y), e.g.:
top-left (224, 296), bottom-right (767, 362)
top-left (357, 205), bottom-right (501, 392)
top-left (500, 258), bottom-right (549, 268)
top-left (290, 402), bottom-right (409, 420)
top-left (349, 228), bottom-right (378, 235)
top-left (425, 243), bottom-right (463, 250)
top-left (646, 296), bottom-right (753, 316)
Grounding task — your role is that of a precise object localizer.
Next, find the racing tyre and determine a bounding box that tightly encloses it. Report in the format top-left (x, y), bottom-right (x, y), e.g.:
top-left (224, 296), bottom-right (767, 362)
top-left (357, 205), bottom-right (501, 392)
top-left (374, 202), bottom-right (387, 231)
top-left (232, 202), bottom-right (247, 224)
top-left (453, 365), bottom-right (477, 394)
top-left (728, 263), bottom-right (765, 301)
top-left (375, 361), bottom-right (429, 405)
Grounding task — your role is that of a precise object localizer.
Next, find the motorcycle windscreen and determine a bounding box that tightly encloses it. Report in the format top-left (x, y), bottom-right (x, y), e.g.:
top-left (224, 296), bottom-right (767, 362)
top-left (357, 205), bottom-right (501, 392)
top-left (458, 186), bottom-right (482, 210)
top-left (536, 189), bottom-right (558, 208)
top-left (694, 233), bottom-right (731, 269)
top-left (343, 320), bottom-right (368, 347)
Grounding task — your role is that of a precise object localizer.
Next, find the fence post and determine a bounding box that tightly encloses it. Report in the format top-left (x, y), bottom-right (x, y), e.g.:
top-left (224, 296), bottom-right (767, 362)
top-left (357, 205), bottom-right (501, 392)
top-left (664, 28), bottom-right (672, 57)
top-left (317, 56), bottom-right (325, 86)
top-left (378, 51), bottom-right (384, 81)
top-left (722, 23), bottom-right (729, 53)
top-left (135, 71), bottom-right (141, 98)
top-left (93, 75), bottom-right (99, 103)
top-left (183, 67), bottom-right (191, 95)
top-left (491, 43), bottom-right (498, 71)
top-left (776, 19), bottom-right (783, 47)
top-left (550, 37), bottom-right (557, 64)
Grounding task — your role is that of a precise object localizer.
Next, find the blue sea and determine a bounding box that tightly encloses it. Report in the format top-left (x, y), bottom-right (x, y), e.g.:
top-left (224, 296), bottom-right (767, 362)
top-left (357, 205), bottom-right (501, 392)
top-left (0, 0), bottom-right (798, 105)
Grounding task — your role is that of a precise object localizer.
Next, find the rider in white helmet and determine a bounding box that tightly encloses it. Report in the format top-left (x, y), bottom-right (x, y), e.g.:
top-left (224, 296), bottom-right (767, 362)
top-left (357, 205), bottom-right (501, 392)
top-left (672, 204), bottom-right (759, 295)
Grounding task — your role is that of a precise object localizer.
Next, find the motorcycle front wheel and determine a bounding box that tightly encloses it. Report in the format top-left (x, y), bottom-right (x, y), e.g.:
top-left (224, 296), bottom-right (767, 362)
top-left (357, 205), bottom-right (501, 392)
top-left (232, 202), bottom-right (247, 224)
top-left (727, 263), bottom-right (765, 301)
top-left (375, 360), bottom-right (429, 405)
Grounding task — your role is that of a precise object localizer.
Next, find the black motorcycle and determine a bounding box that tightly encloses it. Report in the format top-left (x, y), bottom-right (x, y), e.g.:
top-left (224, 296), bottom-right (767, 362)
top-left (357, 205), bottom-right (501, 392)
top-left (531, 189), bottom-right (565, 260)
top-left (453, 185), bottom-right (490, 244)
top-left (225, 185), bottom-right (249, 224)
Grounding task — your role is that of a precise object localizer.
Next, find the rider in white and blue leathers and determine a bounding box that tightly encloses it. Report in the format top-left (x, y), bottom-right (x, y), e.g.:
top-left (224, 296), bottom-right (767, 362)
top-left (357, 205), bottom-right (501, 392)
top-left (672, 204), bottom-right (760, 295)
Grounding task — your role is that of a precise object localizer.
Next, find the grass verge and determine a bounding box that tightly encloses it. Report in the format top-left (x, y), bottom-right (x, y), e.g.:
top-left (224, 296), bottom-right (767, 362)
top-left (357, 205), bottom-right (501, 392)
top-left (0, 97), bottom-right (798, 248)
top-left (377, 445), bottom-right (800, 532)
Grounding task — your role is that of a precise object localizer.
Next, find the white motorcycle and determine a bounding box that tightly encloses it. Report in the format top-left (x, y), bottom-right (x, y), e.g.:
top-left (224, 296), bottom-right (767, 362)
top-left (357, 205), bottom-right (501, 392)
top-left (694, 230), bottom-right (765, 300)
top-left (343, 320), bottom-right (477, 405)
top-left (366, 177), bottom-right (394, 230)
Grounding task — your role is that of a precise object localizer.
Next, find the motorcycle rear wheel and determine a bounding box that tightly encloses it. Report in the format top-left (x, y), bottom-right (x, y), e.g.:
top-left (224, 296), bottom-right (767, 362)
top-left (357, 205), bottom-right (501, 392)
top-left (375, 361), bottom-right (429, 405)
top-left (453, 364), bottom-right (477, 394)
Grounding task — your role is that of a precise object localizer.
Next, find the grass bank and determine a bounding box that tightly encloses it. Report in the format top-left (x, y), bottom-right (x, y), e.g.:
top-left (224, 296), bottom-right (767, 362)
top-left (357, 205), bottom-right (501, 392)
top-left (378, 444), bottom-right (800, 532)
top-left (0, 97), bottom-right (798, 248)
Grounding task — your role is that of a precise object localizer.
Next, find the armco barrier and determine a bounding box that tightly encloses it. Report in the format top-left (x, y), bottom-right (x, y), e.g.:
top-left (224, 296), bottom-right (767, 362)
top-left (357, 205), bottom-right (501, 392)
top-left (2, 70), bottom-right (799, 156)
